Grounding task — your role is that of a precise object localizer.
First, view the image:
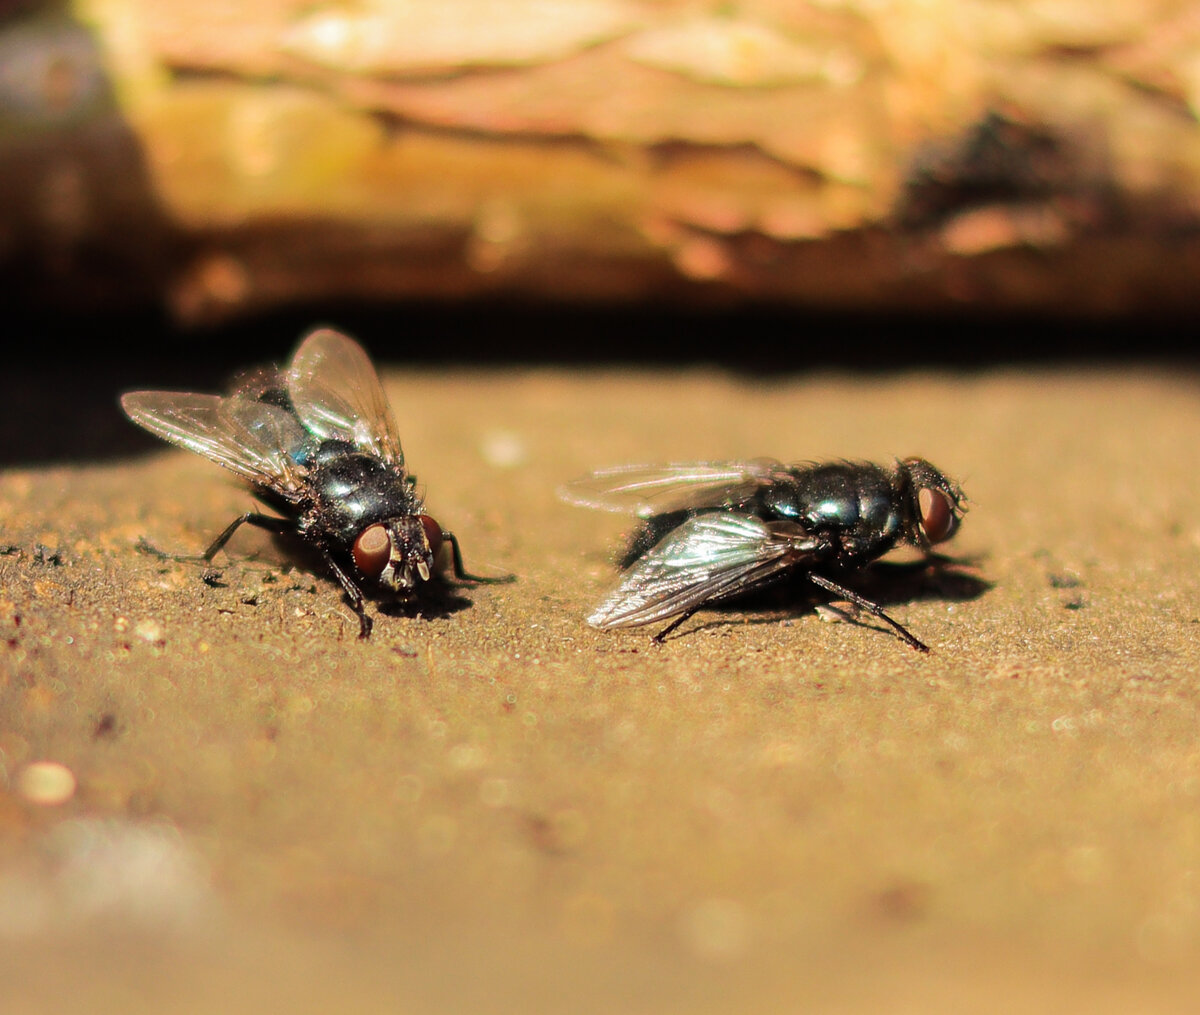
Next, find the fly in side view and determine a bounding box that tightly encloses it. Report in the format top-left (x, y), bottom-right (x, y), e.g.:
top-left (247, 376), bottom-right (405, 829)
top-left (122, 327), bottom-right (511, 638)
top-left (561, 458), bottom-right (966, 651)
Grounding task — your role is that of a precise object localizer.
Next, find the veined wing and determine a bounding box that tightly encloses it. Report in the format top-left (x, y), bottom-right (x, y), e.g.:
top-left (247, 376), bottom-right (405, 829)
top-left (121, 391), bottom-right (309, 500)
top-left (287, 328), bottom-right (404, 466)
top-left (560, 459), bottom-right (791, 517)
top-left (588, 513), bottom-right (815, 629)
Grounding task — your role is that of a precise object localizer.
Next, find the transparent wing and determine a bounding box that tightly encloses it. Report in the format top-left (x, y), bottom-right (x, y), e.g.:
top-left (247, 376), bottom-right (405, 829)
top-left (560, 459), bottom-right (791, 517)
top-left (286, 328), bottom-right (404, 466)
top-left (121, 391), bottom-right (309, 500)
top-left (588, 513), bottom-right (817, 629)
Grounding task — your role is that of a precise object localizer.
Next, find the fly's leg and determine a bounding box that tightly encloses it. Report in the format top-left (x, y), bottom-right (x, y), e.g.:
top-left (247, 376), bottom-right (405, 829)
top-left (442, 530), bottom-right (515, 584)
top-left (201, 512), bottom-right (296, 585)
top-left (321, 551), bottom-right (373, 639)
top-left (135, 536), bottom-right (192, 561)
top-left (808, 573), bottom-right (929, 653)
top-left (649, 552), bottom-right (803, 644)
top-left (650, 606), bottom-right (705, 644)
top-left (138, 514), bottom-right (295, 583)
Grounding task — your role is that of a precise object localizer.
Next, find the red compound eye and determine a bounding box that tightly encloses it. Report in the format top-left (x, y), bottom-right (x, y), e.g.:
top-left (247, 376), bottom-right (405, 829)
top-left (419, 515), bottom-right (444, 558)
top-left (352, 523), bottom-right (391, 577)
top-left (918, 488), bottom-right (956, 544)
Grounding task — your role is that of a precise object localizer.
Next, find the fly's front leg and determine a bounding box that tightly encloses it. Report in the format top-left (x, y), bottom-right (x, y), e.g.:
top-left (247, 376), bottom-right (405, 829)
top-left (808, 573), bottom-right (929, 653)
top-left (442, 530), bottom-right (515, 584)
top-left (321, 551), bottom-right (373, 639)
top-left (201, 512), bottom-right (296, 585)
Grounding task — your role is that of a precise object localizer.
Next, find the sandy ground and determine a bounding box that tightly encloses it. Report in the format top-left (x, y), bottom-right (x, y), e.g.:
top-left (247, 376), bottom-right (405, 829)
top-left (2, 361), bottom-right (1200, 1013)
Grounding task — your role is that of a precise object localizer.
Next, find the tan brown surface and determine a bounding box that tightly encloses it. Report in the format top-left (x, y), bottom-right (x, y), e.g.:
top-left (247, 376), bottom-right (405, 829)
top-left (2, 364), bottom-right (1200, 1012)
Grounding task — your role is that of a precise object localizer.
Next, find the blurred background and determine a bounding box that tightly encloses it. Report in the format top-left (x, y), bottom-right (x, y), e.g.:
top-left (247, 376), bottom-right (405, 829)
top-left (1, 0), bottom-right (1197, 455)
top-left (5, 6), bottom-right (1200, 1009)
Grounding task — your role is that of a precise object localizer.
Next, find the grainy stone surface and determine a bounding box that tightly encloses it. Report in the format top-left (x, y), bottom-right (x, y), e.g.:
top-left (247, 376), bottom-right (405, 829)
top-left (1, 362), bottom-right (1200, 1012)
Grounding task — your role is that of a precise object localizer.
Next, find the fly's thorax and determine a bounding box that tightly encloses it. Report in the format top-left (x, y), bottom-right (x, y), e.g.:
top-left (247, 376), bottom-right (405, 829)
top-left (778, 463), bottom-right (901, 559)
top-left (309, 445), bottom-right (419, 543)
top-left (352, 514), bottom-right (444, 592)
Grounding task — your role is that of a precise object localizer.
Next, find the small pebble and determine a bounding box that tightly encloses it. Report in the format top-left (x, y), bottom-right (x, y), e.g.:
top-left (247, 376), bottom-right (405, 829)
top-left (17, 761), bottom-right (76, 806)
top-left (134, 619), bottom-right (164, 644)
top-left (479, 430), bottom-right (528, 468)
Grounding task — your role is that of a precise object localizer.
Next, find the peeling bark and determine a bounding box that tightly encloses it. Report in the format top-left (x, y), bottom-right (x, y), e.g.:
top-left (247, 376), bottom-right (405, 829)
top-left (3, 1), bottom-right (1199, 323)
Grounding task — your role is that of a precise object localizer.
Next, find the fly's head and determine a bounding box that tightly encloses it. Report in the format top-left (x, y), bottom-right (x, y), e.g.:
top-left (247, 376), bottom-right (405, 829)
top-left (350, 515), bottom-right (443, 594)
top-left (897, 458), bottom-right (966, 550)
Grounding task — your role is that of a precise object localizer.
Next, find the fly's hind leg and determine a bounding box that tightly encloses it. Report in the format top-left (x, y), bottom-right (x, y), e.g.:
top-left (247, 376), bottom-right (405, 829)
top-left (135, 536), bottom-right (195, 562)
top-left (442, 530), bottom-right (515, 584)
top-left (650, 606), bottom-right (704, 644)
top-left (808, 573), bottom-right (929, 653)
top-left (137, 513), bottom-right (296, 585)
top-left (200, 512), bottom-right (296, 585)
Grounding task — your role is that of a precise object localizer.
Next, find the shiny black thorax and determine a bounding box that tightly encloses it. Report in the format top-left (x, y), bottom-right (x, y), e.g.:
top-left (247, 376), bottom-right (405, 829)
top-left (301, 440), bottom-right (419, 545)
top-left (247, 435), bottom-right (419, 553)
top-left (624, 462), bottom-right (907, 570)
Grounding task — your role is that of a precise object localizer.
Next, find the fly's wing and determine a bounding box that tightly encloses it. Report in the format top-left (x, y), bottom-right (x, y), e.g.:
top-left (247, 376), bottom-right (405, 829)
top-left (286, 328), bottom-right (404, 466)
top-left (587, 513), bottom-right (816, 629)
top-left (227, 364), bottom-right (290, 405)
top-left (121, 392), bottom-right (310, 500)
top-left (560, 460), bottom-right (791, 517)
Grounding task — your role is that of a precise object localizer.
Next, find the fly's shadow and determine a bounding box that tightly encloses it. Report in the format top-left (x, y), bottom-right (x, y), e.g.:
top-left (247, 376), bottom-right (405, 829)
top-left (697, 556), bottom-right (989, 632)
top-left (827, 555), bottom-right (990, 608)
top-left (137, 523), bottom-right (477, 624)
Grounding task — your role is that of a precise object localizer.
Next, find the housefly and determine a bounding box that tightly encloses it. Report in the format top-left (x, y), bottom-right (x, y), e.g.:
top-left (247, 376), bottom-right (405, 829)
top-left (122, 327), bottom-right (511, 638)
top-left (561, 458), bottom-right (966, 651)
